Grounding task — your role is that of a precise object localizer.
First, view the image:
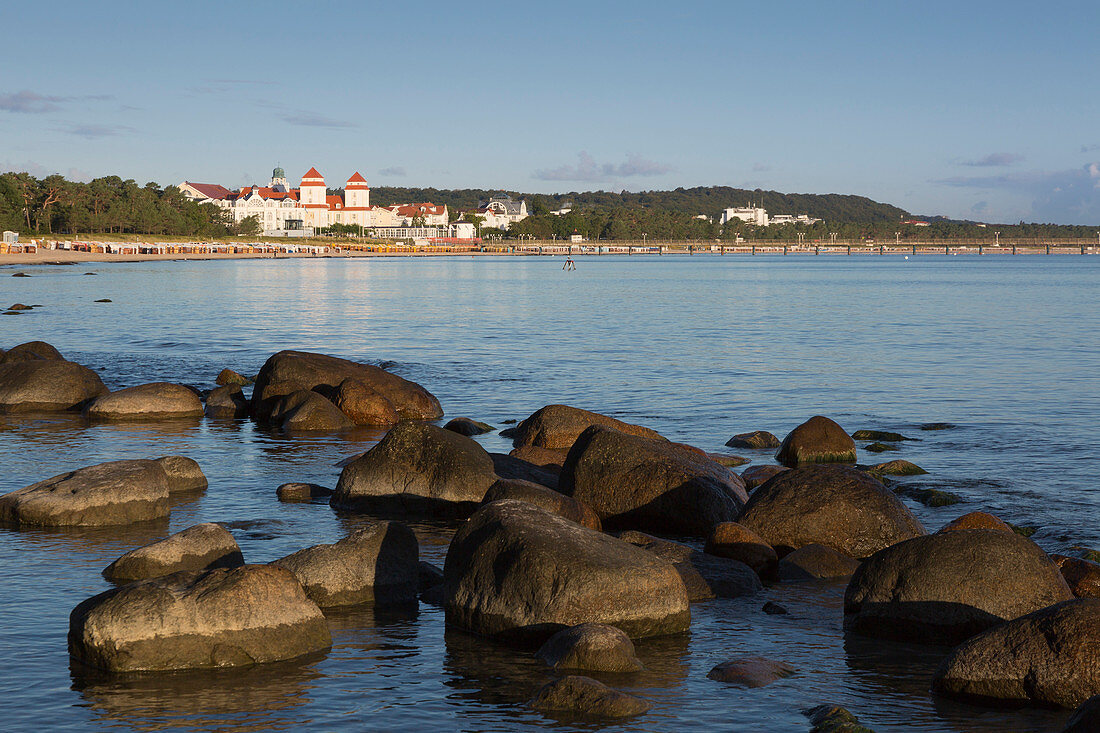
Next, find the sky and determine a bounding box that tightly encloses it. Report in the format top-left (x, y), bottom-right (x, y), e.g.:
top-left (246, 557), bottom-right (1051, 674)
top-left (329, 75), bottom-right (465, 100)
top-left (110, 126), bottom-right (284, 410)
top-left (2, 1), bottom-right (1099, 224)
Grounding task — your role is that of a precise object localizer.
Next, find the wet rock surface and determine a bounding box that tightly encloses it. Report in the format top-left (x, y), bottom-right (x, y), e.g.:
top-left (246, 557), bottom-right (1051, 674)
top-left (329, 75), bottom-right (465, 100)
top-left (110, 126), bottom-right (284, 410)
top-left (775, 416), bottom-right (857, 466)
top-left (103, 523), bottom-right (243, 582)
top-left (536, 623), bottom-right (644, 672)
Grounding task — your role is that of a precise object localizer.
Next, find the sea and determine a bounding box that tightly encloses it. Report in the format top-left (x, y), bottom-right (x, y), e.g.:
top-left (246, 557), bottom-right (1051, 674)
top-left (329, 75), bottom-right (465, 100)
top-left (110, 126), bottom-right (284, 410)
top-left (1, 253), bottom-right (1097, 732)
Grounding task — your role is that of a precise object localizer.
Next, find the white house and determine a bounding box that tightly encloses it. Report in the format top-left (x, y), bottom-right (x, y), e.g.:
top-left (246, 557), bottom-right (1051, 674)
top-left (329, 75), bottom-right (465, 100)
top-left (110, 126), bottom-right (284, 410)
top-left (720, 206), bottom-right (769, 227)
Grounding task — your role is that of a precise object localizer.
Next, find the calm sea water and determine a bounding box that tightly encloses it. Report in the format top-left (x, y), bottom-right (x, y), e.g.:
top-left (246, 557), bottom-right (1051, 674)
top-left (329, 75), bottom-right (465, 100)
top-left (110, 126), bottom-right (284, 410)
top-left (1, 254), bottom-right (1097, 732)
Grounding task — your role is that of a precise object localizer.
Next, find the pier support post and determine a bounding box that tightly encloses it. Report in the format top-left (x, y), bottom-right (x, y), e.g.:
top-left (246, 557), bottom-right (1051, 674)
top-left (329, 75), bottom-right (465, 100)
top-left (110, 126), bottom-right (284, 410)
top-left (847, 245), bottom-right (851, 255)
top-left (1046, 244), bottom-right (1051, 255)
top-left (979, 245), bottom-right (983, 255)
top-left (783, 245), bottom-right (787, 256)
top-left (815, 245), bottom-right (820, 255)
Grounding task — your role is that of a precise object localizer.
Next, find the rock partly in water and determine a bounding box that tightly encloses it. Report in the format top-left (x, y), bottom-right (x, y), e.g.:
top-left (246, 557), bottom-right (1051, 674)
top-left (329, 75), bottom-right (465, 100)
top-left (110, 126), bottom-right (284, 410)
top-left (864, 460), bottom-right (927, 476)
top-left (803, 705), bottom-right (876, 733)
top-left (276, 482), bottom-right (333, 502)
top-left (103, 523), bottom-right (244, 582)
top-left (939, 511), bottom-right (1014, 534)
top-left (83, 382), bottom-right (205, 421)
top-left (893, 483), bottom-right (961, 507)
top-left (332, 378), bottom-right (400, 426)
top-left (68, 565), bottom-right (332, 672)
top-left (0, 459), bottom-right (170, 526)
top-left (704, 522), bottom-right (778, 579)
top-left (1063, 695), bottom-right (1100, 732)
top-left (845, 529), bottom-right (1074, 644)
top-left (536, 623), bottom-right (645, 672)
top-left (618, 530), bottom-right (761, 601)
top-left (443, 500), bottom-right (690, 642)
top-left (726, 430), bottom-right (781, 450)
top-left (268, 390), bottom-right (355, 432)
top-left (763, 601), bottom-right (789, 615)
top-left (272, 522), bottom-right (419, 608)
top-left (333, 421), bottom-right (498, 516)
top-left (482, 478), bottom-right (601, 531)
top-left (153, 455), bottom-right (208, 493)
top-left (737, 465), bottom-right (925, 558)
top-left (740, 464), bottom-right (788, 490)
top-left (511, 404), bottom-right (663, 450)
top-left (444, 417), bottom-right (494, 436)
top-left (1052, 555), bottom-right (1100, 599)
top-left (492, 450), bottom-right (562, 488)
top-left (778, 544), bottom-right (861, 581)
top-left (932, 599), bottom-right (1100, 708)
top-left (205, 384), bottom-right (249, 419)
top-left (0, 340), bottom-right (64, 363)
top-left (560, 426), bottom-right (747, 537)
top-left (775, 416), bottom-right (857, 466)
top-left (215, 368), bottom-right (251, 387)
top-left (920, 423), bottom-right (956, 431)
top-left (529, 675), bottom-right (652, 720)
top-left (851, 430), bottom-right (914, 442)
top-left (706, 656), bottom-right (794, 687)
top-left (0, 358), bottom-right (107, 412)
top-left (706, 452), bottom-right (749, 467)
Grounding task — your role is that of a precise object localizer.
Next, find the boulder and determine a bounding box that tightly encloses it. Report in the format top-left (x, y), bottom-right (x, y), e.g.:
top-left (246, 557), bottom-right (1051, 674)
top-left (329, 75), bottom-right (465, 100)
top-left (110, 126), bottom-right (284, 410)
top-left (618, 530), bottom-right (761, 601)
top-left (1053, 555), bottom-right (1100, 599)
top-left (0, 340), bottom-right (64, 363)
top-left (1063, 695), bottom-right (1100, 732)
top-left (103, 523), bottom-right (244, 582)
top-left (845, 530), bottom-right (1074, 644)
top-left (536, 623), bottom-right (644, 672)
top-left (215, 368), bottom-right (250, 387)
top-left (763, 601), bottom-right (789, 615)
top-left (775, 416), bottom-right (857, 466)
top-left (491, 451), bottom-right (561, 489)
top-left (939, 511), bottom-right (1014, 534)
top-left (932, 599), bottom-right (1100, 708)
top-left (726, 430), bottom-right (780, 450)
top-left (250, 350), bottom-right (442, 421)
top-left (706, 452), bottom-right (749, 467)
top-left (205, 384), bottom-right (248, 419)
top-left (707, 656), bottom-right (794, 687)
top-left (0, 459), bottom-right (170, 526)
top-left (153, 456), bottom-right (207, 493)
top-left (269, 390), bottom-right (355, 431)
top-left (332, 378), bottom-right (400, 426)
top-left (250, 379), bottom-right (311, 422)
top-left (333, 421), bottom-right (498, 515)
top-left (511, 404), bottom-right (663, 450)
top-left (444, 417), bottom-right (494, 436)
top-left (482, 478), bottom-right (601, 531)
top-left (803, 705), bottom-right (875, 733)
top-left (83, 382), bottom-right (204, 421)
top-left (851, 430), bottom-right (912, 442)
top-left (509, 445), bottom-right (567, 470)
top-left (443, 500), bottom-right (690, 642)
top-left (276, 482), bottom-right (333, 502)
top-left (740, 464), bottom-right (788, 490)
top-left (560, 426), bottom-right (747, 536)
top-left (68, 565), bottom-right (332, 672)
top-left (704, 522), bottom-right (778, 578)
top-left (778, 544), bottom-right (860, 581)
top-left (272, 522), bottom-right (419, 608)
top-left (0, 358), bottom-right (108, 413)
top-left (737, 465), bottom-right (924, 558)
top-left (864, 459), bottom-right (927, 476)
top-left (529, 675), bottom-right (651, 719)
top-left (863, 442), bottom-right (897, 453)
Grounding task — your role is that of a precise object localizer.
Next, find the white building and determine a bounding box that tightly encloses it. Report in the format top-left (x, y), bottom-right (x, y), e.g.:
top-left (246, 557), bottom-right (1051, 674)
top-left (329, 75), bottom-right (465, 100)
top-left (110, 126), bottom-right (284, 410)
top-left (464, 194), bottom-right (529, 230)
top-left (720, 206), bottom-right (769, 227)
top-left (384, 203), bottom-right (449, 227)
top-left (769, 214), bottom-right (822, 226)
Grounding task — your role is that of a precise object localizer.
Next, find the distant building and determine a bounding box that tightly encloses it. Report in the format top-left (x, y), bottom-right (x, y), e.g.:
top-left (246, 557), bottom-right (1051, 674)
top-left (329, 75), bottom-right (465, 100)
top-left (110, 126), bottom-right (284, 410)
top-left (902, 219), bottom-right (931, 227)
top-left (385, 203), bottom-right (449, 227)
top-left (720, 206), bottom-right (769, 227)
top-left (769, 214), bottom-right (822, 226)
top-left (464, 194), bottom-right (529, 230)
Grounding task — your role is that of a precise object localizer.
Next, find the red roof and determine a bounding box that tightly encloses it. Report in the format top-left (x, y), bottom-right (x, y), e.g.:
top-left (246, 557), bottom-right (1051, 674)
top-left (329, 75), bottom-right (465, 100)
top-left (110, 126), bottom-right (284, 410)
top-left (389, 203), bottom-right (445, 217)
top-left (302, 167), bottom-right (324, 181)
top-left (326, 194), bottom-right (345, 209)
top-left (346, 172), bottom-right (367, 183)
top-left (184, 182), bottom-right (231, 200)
top-left (226, 186), bottom-right (300, 202)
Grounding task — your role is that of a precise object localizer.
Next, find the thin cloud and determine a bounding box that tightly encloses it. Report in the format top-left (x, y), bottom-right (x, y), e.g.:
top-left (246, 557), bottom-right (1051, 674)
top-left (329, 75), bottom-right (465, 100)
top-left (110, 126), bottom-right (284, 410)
top-left (0, 90), bottom-right (68, 113)
top-left (61, 123), bottom-right (136, 139)
top-left (533, 152), bottom-right (674, 182)
top-left (379, 166), bottom-right (406, 176)
top-left (279, 112), bottom-right (356, 128)
top-left (959, 152), bottom-right (1024, 167)
top-left (751, 163), bottom-right (771, 172)
top-left (936, 162), bottom-right (1100, 224)
top-left (1, 160), bottom-right (93, 181)
top-left (1082, 144), bottom-right (1100, 154)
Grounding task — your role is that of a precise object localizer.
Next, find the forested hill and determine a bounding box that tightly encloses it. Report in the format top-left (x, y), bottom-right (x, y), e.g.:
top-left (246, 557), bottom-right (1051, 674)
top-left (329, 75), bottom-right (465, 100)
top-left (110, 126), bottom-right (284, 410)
top-left (366, 185), bottom-right (910, 222)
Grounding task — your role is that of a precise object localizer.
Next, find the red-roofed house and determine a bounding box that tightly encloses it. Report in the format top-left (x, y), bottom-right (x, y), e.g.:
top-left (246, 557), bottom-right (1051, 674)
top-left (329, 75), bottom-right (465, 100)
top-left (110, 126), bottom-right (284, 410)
top-left (177, 182), bottom-right (231, 203)
top-left (385, 203), bottom-right (449, 226)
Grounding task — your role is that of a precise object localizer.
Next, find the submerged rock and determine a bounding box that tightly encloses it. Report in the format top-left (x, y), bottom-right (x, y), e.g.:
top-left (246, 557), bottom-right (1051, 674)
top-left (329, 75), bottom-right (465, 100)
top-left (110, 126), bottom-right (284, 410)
top-left (103, 523), bottom-right (243, 582)
top-left (83, 382), bottom-right (204, 421)
top-left (737, 465), bottom-right (925, 558)
top-left (333, 421), bottom-right (497, 515)
top-left (845, 529), bottom-right (1073, 644)
top-left (272, 522), bottom-right (419, 608)
top-left (775, 416), bottom-right (857, 466)
top-left (0, 358), bottom-right (107, 412)
top-left (726, 430), bottom-right (780, 450)
top-left (276, 482), bottom-right (333, 502)
top-left (803, 705), bottom-right (876, 733)
top-left (536, 623), bottom-right (644, 672)
top-left (444, 417), bottom-right (494, 436)
top-left (0, 459), bottom-right (170, 526)
top-left (529, 675), bottom-right (651, 719)
top-left (920, 422), bottom-right (955, 431)
top-left (707, 656), bottom-right (794, 687)
top-left (510, 404), bottom-right (663, 450)
top-left (932, 599), bottom-right (1100, 708)
top-left (68, 565), bottom-right (331, 672)
top-left (851, 430), bottom-right (913, 442)
top-left (864, 459), bottom-right (927, 476)
top-left (443, 500), bottom-right (690, 642)
top-left (704, 522), bottom-right (778, 578)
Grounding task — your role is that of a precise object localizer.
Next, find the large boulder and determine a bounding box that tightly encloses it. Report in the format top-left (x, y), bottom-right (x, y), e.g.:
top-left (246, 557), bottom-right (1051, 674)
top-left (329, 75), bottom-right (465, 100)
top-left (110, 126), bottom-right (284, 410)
top-left (272, 522), bottom-right (419, 608)
top-left (846, 530), bottom-right (1074, 644)
top-left (932, 599), bottom-right (1100, 708)
top-left (153, 455), bottom-right (208, 493)
top-left (444, 417), bottom-right (494, 436)
top-left (778, 544), bottom-right (860, 581)
top-left (83, 383), bottom-right (204, 421)
top-left (205, 384), bottom-right (248, 419)
top-left (536, 623), bottom-right (644, 672)
top-left (740, 464), bottom-right (788, 490)
top-left (705, 522), bottom-right (778, 578)
top-left (103, 523), bottom-right (244, 582)
top-left (707, 656), bottom-right (795, 687)
top-left (68, 565), bottom-right (332, 672)
top-left (482, 478), bottom-right (601, 531)
top-left (618, 530), bottom-right (761, 601)
top-left (511, 404), bottom-right (663, 450)
top-left (559, 426), bottom-right (747, 536)
top-left (0, 459), bottom-right (170, 526)
top-left (333, 421), bottom-right (498, 515)
top-left (509, 445), bottom-right (568, 470)
top-left (276, 482), bottom-right (333, 502)
top-left (0, 340), bottom-right (64, 363)
top-left (332, 378), bottom-right (400, 426)
top-left (0, 359), bottom-right (107, 413)
top-left (443, 500), bottom-right (690, 642)
top-left (939, 511), bottom-right (1014, 534)
top-left (250, 350), bottom-right (442, 421)
top-left (492, 450), bottom-right (561, 489)
top-left (775, 416), bottom-right (857, 466)
top-left (737, 465), bottom-right (925, 557)
top-left (268, 390), bottom-right (355, 431)
top-left (529, 675), bottom-right (651, 719)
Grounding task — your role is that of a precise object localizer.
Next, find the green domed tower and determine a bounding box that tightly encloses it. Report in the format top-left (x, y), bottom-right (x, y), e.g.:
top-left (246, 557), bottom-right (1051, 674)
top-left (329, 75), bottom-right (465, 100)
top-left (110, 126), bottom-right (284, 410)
top-left (270, 166), bottom-right (288, 192)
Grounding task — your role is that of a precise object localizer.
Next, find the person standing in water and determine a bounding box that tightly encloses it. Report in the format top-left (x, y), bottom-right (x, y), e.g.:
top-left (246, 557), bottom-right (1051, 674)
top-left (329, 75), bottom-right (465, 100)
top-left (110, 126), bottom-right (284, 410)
top-left (563, 257), bottom-right (576, 270)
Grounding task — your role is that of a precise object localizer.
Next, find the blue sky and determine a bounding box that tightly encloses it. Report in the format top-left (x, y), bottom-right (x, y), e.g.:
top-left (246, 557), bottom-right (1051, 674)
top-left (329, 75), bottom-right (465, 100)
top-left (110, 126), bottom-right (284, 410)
top-left (2, 1), bottom-right (1099, 224)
